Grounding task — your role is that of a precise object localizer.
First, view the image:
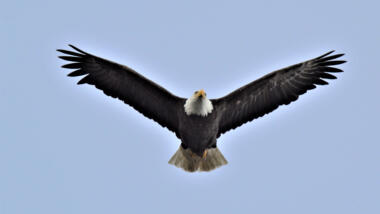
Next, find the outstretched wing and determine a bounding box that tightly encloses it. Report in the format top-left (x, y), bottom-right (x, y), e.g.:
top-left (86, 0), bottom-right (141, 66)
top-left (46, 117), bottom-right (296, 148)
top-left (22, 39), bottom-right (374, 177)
top-left (58, 45), bottom-right (185, 136)
top-left (212, 51), bottom-right (345, 137)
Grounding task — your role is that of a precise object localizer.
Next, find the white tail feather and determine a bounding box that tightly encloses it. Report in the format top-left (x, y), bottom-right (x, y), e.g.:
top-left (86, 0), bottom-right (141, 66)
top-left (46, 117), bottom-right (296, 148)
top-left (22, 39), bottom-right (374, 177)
top-left (168, 146), bottom-right (228, 172)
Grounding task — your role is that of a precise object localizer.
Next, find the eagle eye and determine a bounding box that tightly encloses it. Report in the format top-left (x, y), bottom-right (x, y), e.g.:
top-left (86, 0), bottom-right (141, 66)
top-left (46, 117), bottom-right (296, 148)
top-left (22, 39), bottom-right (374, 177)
top-left (194, 91), bottom-right (198, 94)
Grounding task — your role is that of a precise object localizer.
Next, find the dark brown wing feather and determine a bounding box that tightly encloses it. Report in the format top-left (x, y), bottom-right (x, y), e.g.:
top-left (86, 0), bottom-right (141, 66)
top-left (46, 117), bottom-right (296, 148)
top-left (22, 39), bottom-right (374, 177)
top-left (212, 51), bottom-right (346, 137)
top-left (58, 45), bottom-right (185, 136)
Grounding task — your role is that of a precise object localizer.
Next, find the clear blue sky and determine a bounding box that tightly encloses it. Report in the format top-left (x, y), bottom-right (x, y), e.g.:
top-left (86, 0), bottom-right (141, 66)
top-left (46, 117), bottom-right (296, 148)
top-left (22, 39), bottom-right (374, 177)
top-left (1, 0), bottom-right (379, 213)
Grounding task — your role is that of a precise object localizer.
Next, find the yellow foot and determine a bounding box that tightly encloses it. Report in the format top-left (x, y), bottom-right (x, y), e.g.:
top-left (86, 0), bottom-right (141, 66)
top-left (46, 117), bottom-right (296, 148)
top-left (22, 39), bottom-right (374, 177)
top-left (202, 150), bottom-right (208, 159)
top-left (191, 151), bottom-right (197, 158)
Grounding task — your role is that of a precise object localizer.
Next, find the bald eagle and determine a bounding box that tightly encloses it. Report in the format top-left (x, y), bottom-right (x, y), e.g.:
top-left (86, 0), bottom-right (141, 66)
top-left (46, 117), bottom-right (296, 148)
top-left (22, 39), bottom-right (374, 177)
top-left (58, 45), bottom-right (345, 172)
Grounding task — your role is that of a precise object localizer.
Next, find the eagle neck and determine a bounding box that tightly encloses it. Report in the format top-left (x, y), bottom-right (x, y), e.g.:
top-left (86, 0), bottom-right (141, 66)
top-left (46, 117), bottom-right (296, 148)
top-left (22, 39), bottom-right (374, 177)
top-left (184, 97), bottom-right (213, 117)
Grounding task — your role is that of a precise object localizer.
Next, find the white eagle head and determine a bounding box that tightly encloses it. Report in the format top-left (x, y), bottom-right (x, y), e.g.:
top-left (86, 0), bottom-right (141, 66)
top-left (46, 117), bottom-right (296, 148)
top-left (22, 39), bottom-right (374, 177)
top-left (184, 89), bottom-right (213, 117)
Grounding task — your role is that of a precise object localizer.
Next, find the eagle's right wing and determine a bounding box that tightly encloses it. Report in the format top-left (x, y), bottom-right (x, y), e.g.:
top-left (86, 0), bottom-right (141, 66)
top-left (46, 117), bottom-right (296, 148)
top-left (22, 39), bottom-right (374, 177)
top-left (212, 51), bottom-right (345, 137)
top-left (58, 45), bottom-right (185, 136)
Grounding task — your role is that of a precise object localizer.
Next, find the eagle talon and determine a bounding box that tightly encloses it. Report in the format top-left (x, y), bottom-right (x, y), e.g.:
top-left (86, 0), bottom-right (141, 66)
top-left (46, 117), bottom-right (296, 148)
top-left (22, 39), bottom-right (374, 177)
top-left (202, 150), bottom-right (208, 159)
top-left (191, 151), bottom-right (197, 158)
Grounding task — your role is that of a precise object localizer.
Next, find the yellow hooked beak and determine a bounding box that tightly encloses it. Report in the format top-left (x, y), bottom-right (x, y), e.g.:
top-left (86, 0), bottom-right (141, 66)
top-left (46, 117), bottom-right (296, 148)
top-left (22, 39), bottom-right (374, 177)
top-left (196, 89), bottom-right (206, 98)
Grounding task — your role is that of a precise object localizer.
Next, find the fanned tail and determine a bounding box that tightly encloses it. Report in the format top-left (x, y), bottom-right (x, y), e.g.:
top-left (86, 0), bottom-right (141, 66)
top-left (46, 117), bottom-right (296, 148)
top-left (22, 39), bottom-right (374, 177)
top-left (168, 146), bottom-right (228, 172)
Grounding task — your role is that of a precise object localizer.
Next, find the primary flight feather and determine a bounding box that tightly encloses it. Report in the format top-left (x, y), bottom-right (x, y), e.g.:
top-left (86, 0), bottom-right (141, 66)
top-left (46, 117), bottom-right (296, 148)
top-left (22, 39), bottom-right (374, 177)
top-left (58, 45), bottom-right (345, 172)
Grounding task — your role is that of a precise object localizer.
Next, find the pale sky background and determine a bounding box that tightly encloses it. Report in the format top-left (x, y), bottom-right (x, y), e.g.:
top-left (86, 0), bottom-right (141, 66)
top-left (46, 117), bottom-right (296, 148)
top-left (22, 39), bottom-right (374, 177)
top-left (1, 1), bottom-right (379, 214)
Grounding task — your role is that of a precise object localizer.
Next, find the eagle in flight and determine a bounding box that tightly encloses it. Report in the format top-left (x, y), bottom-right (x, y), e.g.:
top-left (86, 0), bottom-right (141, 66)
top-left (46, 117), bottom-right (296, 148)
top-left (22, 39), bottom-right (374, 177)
top-left (58, 45), bottom-right (345, 172)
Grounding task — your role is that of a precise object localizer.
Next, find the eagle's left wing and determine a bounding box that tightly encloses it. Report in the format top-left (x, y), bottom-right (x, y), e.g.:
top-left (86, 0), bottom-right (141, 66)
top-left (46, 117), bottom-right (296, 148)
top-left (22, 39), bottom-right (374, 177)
top-left (212, 51), bottom-right (345, 137)
top-left (58, 45), bottom-right (185, 137)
